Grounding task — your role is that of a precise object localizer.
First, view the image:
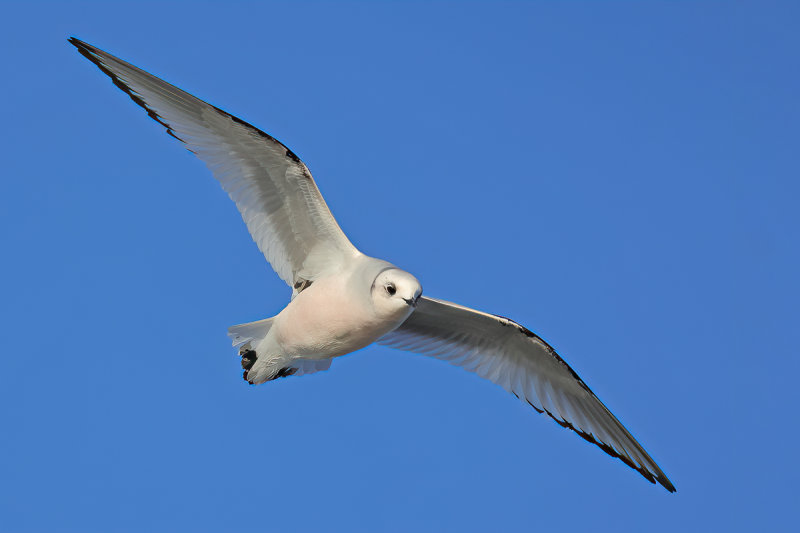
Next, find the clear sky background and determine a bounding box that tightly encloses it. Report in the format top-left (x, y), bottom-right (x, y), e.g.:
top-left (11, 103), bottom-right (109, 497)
top-left (1, 1), bottom-right (798, 531)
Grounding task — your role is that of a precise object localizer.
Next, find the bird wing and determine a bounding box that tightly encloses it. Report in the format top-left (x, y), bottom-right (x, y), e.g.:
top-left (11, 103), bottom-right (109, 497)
top-left (69, 38), bottom-right (359, 287)
top-left (379, 296), bottom-right (675, 492)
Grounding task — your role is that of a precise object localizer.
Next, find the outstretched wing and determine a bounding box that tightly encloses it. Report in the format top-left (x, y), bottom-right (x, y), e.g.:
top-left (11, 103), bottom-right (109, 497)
top-left (379, 296), bottom-right (675, 492)
top-left (69, 38), bottom-right (359, 287)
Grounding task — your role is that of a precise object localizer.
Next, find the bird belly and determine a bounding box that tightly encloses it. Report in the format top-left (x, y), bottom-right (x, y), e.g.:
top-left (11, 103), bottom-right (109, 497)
top-left (272, 282), bottom-right (388, 359)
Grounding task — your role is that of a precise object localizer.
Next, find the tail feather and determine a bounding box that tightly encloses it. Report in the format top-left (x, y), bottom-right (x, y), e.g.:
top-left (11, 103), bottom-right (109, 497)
top-left (294, 358), bottom-right (333, 376)
top-left (228, 316), bottom-right (333, 385)
top-left (228, 317), bottom-right (274, 347)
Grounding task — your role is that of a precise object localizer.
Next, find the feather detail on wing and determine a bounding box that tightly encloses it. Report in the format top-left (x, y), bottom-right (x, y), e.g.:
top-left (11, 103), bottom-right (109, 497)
top-left (69, 38), bottom-right (359, 286)
top-left (379, 296), bottom-right (675, 492)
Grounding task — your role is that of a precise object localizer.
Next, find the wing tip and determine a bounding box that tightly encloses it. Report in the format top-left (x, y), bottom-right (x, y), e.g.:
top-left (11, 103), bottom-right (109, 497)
top-left (68, 36), bottom-right (98, 60)
top-left (68, 36), bottom-right (104, 64)
top-left (68, 37), bottom-right (301, 163)
top-left (504, 316), bottom-right (677, 493)
top-left (658, 474), bottom-right (677, 493)
top-left (68, 36), bottom-right (190, 146)
top-left (542, 405), bottom-right (676, 493)
top-left (514, 395), bottom-right (675, 493)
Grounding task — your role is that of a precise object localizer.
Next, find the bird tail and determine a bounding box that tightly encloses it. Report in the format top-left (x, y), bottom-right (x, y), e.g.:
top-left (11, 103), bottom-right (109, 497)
top-left (228, 317), bottom-right (277, 383)
top-left (227, 317), bottom-right (274, 348)
top-left (227, 317), bottom-right (333, 384)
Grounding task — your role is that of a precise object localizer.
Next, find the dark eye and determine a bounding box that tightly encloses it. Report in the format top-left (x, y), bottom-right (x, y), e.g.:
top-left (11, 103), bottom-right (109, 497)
top-left (386, 284), bottom-right (396, 296)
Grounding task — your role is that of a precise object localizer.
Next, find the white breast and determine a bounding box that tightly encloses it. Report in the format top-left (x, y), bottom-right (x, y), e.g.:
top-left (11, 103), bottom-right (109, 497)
top-left (273, 275), bottom-right (383, 359)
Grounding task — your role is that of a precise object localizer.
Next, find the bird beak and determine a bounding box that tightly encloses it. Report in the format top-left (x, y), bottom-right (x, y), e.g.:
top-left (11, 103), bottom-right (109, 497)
top-left (403, 292), bottom-right (422, 307)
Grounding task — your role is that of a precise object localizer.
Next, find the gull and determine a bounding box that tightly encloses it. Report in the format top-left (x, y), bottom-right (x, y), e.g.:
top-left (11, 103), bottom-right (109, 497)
top-left (69, 37), bottom-right (675, 492)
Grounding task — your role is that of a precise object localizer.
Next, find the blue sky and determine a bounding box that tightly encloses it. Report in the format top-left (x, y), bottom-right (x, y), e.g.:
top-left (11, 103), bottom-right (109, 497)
top-left (2, 1), bottom-right (798, 531)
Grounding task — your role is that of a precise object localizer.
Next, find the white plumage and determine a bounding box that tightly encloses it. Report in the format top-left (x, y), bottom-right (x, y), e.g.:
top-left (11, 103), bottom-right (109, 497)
top-left (70, 37), bottom-right (675, 492)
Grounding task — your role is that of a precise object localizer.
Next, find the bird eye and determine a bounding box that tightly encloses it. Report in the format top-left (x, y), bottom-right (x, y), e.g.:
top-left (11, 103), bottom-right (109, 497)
top-left (386, 284), bottom-right (396, 296)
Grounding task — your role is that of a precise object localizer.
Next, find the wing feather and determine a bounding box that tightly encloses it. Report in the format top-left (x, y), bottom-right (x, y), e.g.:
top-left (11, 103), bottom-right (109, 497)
top-left (69, 38), bottom-right (358, 286)
top-left (379, 296), bottom-right (675, 492)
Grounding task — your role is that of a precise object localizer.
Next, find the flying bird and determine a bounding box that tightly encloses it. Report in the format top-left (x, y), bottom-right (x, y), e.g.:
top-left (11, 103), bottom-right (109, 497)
top-left (69, 37), bottom-right (675, 492)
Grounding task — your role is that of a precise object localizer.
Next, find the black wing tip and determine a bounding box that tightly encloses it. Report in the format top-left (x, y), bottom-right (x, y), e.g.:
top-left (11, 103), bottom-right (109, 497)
top-left (68, 37), bottom-right (305, 166)
top-left (68, 36), bottom-right (99, 59)
top-left (656, 471), bottom-right (677, 493)
top-left (68, 37), bottom-right (189, 146)
top-left (530, 402), bottom-right (676, 493)
top-left (500, 313), bottom-right (676, 492)
top-left (68, 36), bottom-right (97, 60)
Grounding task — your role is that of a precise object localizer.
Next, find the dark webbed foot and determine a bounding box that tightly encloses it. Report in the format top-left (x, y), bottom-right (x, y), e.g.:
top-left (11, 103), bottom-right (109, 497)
top-left (238, 343), bottom-right (297, 384)
top-left (272, 367), bottom-right (298, 380)
top-left (240, 344), bottom-right (257, 371)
